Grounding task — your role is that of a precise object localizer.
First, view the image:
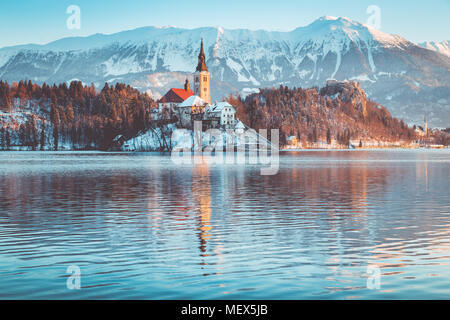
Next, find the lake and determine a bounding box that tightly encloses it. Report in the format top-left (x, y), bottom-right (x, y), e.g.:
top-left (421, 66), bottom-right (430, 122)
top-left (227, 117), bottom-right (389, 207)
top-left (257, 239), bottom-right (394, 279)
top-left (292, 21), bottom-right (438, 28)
top-left (0, 150), bottom-right (449, 299)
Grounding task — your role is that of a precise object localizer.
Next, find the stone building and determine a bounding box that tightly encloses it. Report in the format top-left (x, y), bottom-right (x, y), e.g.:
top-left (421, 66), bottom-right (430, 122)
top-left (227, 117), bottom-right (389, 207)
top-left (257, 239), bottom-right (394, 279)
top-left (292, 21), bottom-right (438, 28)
top-left (204, 102), bottom-right (236, 129)
top-left (176, 95), bottom-right (208, 128)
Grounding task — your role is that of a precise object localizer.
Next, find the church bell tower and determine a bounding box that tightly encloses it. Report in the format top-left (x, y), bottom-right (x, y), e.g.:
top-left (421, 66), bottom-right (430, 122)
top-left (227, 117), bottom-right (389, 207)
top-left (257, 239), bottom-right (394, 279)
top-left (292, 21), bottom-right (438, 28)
top-left (194, 39), bottom-right (211, 104)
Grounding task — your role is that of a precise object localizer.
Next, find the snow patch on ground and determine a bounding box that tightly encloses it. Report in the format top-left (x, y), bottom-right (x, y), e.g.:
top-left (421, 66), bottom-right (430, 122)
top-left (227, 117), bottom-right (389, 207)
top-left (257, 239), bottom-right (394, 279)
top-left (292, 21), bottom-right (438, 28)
top-left (121, 123), bottom-right (260, 152)
top-left (418, 40), bottom-right (450, 57)
top-left (349, 74), bottom-right (375, 83)
top-left (240, 88), bottom-right (260, 99)
top-left (226, 57), bottom-right (260, 85)
top-left (163, 53), bottom-right (195, 72)
top-left (331, 51), bottom-right (341, 79)
top-left (103, 54), bottom-right (142, 76)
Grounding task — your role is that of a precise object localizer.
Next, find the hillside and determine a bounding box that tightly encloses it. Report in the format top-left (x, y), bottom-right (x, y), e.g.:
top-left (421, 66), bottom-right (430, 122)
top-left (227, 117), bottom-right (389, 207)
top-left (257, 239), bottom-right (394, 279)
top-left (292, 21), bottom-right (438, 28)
top-left (228, 81), bottom-right (417, 147)
top-left (0, 80), bottom-right (157, 150)
top-left (1, 80), bottom-right (448, 151)
top-left (0, 17), bottom-right (449, 127)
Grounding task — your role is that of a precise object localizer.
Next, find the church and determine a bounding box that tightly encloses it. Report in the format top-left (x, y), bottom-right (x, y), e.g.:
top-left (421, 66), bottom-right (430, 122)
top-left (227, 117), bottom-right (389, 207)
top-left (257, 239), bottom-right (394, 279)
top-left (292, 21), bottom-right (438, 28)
top-left (157, 40), bottom-right (236, 130)
top-left (193, 39), bottom-right (211, 104)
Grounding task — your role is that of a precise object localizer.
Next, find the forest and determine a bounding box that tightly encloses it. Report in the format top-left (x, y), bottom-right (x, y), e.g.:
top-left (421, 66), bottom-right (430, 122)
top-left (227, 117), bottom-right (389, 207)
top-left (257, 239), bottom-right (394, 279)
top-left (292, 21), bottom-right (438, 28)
top-left (0, 80), bottom-right (447, 150)
top-left (0, 80), bottom-right (158, 150)
top-left (227, 83), bottom-right (419, 146)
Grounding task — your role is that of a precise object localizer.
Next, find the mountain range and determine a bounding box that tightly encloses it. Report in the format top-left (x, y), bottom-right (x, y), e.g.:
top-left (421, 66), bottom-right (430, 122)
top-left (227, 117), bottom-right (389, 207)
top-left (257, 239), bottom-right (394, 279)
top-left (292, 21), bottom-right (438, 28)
top-left (419, 40), bottom-right (450, 57)
top-left (0, 16), bottom-right (449, 127)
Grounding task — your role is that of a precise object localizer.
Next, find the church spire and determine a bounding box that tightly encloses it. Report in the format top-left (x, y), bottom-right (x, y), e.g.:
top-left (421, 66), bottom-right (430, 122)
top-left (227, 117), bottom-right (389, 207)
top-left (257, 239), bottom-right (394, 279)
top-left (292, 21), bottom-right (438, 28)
top-left (196, 39), bottom-right (208, 72)
top-left (193, 38), bottom-right (211, 104)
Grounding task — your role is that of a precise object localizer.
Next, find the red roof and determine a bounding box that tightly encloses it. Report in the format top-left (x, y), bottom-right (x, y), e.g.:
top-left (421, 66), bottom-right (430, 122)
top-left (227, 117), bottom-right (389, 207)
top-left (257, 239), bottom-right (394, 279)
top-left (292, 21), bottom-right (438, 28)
top-left (159, 88), bottom-right (194, 103)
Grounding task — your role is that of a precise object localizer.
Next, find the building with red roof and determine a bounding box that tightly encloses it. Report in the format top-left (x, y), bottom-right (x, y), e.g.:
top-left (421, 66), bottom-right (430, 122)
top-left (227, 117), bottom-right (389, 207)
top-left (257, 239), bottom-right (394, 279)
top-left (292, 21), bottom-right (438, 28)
top-left (159, 87), bottom-right (194, 104)
top-left (158, 79), bottom-right (194, 113)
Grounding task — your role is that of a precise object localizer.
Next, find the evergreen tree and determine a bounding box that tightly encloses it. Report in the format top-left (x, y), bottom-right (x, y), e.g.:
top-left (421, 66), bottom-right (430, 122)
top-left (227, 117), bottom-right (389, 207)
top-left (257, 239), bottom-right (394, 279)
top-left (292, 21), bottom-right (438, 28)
top-left (40, 127), bottom-right (45, 151)
top-left (51, 106), bottom-right (60, 150)
top-left (0, 127), bottom-right (4, 150)
top-left (5, 130), bottom-right (10, 150)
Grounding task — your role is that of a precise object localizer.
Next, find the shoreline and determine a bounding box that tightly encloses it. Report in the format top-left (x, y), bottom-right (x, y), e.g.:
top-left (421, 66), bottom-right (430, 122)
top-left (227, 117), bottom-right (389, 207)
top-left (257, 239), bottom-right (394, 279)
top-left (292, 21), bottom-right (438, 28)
top-left (0, 146), bottom-right (448, 153)
top-left (281, 146), bottom-right (448, 151)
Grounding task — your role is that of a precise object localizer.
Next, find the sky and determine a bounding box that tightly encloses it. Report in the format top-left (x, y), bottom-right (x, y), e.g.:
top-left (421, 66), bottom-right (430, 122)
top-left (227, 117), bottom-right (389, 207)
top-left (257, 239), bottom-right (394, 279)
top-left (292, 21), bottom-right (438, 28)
top-left (0, 0), bottom-right (449, 48)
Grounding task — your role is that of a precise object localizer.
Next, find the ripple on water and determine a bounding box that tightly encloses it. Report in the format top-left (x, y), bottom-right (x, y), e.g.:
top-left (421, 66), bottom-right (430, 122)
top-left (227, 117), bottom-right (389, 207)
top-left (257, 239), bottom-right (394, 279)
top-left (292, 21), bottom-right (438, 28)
top-left (0, 150), bottom-right (449, 299)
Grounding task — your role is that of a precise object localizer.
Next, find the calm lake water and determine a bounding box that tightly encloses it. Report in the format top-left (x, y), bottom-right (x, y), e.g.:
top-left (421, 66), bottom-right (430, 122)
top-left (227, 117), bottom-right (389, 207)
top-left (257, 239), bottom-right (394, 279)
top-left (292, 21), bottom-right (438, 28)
top-left (0, 150), bottom-right (449, 299)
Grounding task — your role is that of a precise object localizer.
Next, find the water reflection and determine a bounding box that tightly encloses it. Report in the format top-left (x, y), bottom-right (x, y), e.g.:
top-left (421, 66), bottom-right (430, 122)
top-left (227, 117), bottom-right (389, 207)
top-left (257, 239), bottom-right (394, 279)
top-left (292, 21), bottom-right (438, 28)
top-left (0, 150), bottom-right (449, 299)
top-left (192, 160), bottom-right (213, 257)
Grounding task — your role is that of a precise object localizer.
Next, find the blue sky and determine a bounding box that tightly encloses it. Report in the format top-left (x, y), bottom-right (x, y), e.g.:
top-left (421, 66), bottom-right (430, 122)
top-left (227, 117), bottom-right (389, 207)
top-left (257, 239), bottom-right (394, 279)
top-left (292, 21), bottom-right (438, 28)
top-left (0, 0), bottom-right (449, 48)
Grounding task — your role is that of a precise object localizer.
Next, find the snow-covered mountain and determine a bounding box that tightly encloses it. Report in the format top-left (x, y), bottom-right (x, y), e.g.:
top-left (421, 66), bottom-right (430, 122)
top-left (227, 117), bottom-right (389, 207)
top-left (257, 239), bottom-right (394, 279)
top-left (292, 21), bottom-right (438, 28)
top-left (1, 16), bottom-right (449, 127)
top-left (418, 40), bottom-right (450, 57)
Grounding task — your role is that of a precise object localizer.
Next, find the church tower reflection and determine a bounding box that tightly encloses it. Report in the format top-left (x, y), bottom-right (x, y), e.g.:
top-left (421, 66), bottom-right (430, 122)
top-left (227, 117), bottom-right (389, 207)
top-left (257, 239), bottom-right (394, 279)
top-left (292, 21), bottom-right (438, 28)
top-left (191, 158), bottom-right (213, 256)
